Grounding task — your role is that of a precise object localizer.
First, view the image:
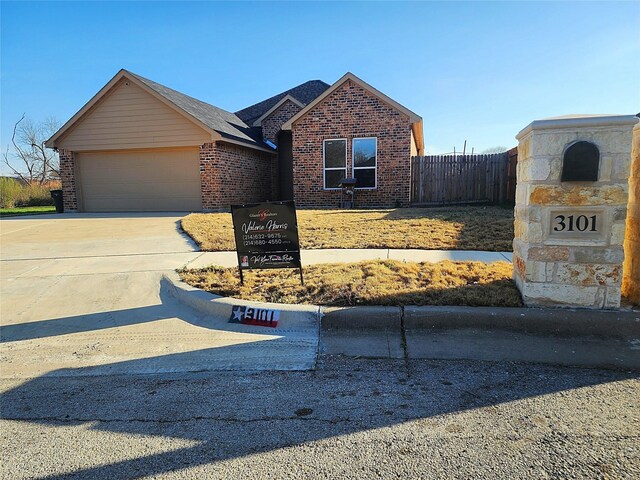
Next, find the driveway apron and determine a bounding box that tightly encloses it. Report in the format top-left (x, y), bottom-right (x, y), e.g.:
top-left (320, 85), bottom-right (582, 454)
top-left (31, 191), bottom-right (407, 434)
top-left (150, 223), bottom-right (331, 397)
top-left (0, 214), bottom-right (319, 378)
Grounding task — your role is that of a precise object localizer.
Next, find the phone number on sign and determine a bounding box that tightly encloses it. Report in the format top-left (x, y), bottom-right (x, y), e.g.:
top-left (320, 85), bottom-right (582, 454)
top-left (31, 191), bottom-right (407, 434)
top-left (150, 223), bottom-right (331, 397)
top-left (243, 239), bottom-right (283, 247)
top-left (242, 233), bottom-right (283, 241)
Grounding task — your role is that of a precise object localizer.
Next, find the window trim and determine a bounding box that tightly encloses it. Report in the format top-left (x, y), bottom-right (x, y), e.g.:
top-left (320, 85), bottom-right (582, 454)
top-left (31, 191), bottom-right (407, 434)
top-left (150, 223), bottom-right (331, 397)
top-left (352, 137), bottom-right (377, 190)
top-left (323, 138), bottom-right (347, 190)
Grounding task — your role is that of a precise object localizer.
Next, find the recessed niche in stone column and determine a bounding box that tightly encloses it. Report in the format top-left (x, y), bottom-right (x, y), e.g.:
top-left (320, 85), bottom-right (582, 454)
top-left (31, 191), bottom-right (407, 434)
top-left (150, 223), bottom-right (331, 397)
top-left (561, 140), bottom-right (600, 182)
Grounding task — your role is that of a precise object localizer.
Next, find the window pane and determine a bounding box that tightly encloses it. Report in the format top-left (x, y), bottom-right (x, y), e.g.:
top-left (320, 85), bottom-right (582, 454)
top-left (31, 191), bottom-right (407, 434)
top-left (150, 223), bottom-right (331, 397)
top-left (324, 140), bottom-right (346, 168)
top-left (325, 169), bottom-right (346, 189)
top-left (354, 168), bottom-right (375, 188)
top-left (353, 138), bottom-right (376, 167)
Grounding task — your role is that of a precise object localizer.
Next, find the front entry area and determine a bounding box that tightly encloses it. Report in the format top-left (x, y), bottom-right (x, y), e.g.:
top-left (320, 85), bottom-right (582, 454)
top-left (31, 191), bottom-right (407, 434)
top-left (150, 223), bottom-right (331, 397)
top-left (76, 149), bottom-right (202, 212)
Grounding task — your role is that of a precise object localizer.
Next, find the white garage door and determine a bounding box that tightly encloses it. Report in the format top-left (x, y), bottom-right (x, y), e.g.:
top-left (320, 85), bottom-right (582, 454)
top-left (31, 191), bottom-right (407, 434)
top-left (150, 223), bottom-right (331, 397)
top-left (77, 149), bottom-right (202, 212)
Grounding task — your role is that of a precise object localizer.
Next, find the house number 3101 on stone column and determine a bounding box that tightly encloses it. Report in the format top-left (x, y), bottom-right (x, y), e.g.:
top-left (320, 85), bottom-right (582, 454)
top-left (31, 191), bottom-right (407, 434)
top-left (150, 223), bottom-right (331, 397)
top-left (547, 209), bottom-right (606, 240)
top-left (553, 214), bottom-right (597, 232)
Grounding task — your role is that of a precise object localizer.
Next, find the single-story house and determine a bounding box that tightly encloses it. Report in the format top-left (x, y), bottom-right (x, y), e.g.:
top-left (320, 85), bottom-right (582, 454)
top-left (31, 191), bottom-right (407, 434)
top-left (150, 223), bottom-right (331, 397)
top-left (46, 69), bottom-right (423, 212)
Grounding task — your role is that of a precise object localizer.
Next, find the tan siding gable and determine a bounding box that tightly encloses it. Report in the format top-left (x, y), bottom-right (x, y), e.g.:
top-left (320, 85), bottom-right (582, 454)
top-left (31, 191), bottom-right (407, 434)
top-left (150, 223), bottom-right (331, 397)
top-left (57, 80), bottom-right (211, 151)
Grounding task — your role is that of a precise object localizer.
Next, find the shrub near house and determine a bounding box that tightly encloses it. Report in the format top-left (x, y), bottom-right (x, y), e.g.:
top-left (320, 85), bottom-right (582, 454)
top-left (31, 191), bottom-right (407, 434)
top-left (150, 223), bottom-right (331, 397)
top-left (0, 177), bottom-right (59, 208)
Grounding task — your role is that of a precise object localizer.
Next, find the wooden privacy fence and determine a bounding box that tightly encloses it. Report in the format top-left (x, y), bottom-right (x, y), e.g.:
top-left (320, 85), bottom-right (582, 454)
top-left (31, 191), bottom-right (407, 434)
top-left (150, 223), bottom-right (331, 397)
top-left (411, 151), bottom-right (517, 206)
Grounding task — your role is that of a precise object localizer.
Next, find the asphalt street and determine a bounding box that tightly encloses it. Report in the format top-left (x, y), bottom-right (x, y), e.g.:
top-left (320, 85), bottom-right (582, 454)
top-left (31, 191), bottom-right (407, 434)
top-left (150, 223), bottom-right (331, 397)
top-left (2, 356), bottom-right (638, 479)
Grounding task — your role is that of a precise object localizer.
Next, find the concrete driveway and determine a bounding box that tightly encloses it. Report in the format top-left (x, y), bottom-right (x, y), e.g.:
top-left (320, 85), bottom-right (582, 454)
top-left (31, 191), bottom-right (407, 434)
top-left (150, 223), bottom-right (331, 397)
top-left (0, 214), bottom-right (318, 378)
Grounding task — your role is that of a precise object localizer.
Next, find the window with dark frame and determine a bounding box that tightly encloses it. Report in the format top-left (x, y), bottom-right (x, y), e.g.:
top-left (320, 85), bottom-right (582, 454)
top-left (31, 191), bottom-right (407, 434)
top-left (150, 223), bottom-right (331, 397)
top-left (352, 137), bottom-right (377, 189)
top-left (323, 139), bottom-right (347, 189)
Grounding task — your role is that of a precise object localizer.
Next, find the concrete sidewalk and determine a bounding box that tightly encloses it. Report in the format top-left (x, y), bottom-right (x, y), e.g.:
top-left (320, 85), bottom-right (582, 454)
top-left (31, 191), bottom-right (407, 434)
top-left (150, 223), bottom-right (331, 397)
top-left (185, 248), bottom-right (513, 269)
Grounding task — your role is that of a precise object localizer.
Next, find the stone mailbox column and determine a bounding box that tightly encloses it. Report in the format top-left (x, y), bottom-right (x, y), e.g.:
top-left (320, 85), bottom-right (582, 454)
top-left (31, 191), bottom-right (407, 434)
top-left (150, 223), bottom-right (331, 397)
top-left (623, 122), bottom-right (640, 304)
top-left (513, 115), bottom-right (639, 309)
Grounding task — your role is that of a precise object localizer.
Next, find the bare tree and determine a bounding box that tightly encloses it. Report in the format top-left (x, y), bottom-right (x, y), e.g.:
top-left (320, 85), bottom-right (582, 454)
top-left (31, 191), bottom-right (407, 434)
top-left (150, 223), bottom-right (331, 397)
top-left (3, 114), bottom-right (60, 184)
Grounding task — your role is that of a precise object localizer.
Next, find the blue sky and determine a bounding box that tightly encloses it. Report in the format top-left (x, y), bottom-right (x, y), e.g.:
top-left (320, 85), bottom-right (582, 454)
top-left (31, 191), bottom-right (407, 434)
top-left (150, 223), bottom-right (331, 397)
top-left (1, 0), bottom-right (638, 171)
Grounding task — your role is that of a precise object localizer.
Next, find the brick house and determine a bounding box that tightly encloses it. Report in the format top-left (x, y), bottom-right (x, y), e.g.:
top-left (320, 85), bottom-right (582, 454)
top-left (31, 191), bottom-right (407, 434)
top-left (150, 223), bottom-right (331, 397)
top-left (46, 70), bottom-right (423, 212)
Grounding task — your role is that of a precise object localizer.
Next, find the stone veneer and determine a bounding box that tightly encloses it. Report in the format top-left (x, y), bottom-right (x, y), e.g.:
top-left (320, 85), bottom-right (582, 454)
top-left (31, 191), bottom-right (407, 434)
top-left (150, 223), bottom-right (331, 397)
top-left (261, 100), bottom-right (302, 146)
top-left (513, 115), bottom-right (639, 309)
top-left (291, 79), bottom-right (412, 208)
top-left (200, 142), bottom-right (278, 210)
top-left (59, 149), bottom-right (78, 212)
top-left (622, 122), bottom-right (640, 304)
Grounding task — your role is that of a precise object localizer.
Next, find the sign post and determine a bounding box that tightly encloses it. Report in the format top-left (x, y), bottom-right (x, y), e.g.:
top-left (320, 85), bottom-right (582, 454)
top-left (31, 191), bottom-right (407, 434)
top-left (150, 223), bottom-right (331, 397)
top-left (231, 200), bottom-right (304, 285)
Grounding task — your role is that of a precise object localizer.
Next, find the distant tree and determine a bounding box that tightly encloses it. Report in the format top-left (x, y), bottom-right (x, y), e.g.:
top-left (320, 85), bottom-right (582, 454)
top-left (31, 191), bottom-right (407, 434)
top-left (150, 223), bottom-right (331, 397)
top-left (481, 146), bottom-right (508, 154)
top-left (3, 114), bottom-right (60, 185)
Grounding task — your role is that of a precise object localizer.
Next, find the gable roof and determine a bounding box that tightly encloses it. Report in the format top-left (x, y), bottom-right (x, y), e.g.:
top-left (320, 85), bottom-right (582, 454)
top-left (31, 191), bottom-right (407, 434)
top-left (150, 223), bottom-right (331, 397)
top-left (128, 72), bottom-right (271, 149)
top-left (235, 80), bottom-right (331, 126)
top-left (46, 69), bottom-right (274, 153)
top-left (251, 95), bottom-right (305, 127)
top-left (281, 72), bottom-right (424, 154)
top-left (282, 72), bottom-right (422, 130)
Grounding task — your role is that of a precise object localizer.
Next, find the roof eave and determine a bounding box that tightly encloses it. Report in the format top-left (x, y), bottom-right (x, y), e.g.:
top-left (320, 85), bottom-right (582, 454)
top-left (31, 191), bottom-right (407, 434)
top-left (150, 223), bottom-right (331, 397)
top-left (46, 69), bottom-right (219, 149)
top-left (118, 71), bottom-right (218, 140)
top-left (251, 95), bottom-right (305, 127)
top-left (46, 69), bottom-right (128, 149)
top-left (217, 137), bottom-right (277, 154)
top-left (282, 72), bottom-right (422, 130)
top-left (412, 120), bottom-right (424, 156)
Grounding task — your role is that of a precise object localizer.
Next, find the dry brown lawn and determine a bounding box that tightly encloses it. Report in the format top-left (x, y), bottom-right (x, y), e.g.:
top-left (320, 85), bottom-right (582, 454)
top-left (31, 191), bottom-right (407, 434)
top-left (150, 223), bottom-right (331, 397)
top-left (181, 206), bottom-right (514, 252)
top-left (178, 260), bottom-right (522, 307)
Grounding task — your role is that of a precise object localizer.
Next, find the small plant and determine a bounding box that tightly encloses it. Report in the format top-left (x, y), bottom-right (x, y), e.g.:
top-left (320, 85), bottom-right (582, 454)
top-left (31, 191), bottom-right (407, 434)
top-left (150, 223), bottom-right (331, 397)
top-left (21, 182), bottom-right (58, 206)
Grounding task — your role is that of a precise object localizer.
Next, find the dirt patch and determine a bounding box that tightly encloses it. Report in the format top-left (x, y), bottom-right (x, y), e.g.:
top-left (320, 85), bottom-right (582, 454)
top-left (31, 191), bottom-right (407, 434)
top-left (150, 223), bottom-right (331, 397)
top-left (178, 260), bottom-right (522, 307)
top-left (181, 206), bottom-right (514, 252)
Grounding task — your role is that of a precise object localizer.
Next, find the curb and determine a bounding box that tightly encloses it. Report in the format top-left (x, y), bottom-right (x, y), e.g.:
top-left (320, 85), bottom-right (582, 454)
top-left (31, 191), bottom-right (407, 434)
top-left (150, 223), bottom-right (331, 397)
top-left (321, 306), bottom-right (401, 330)
top-left (322, 305), bottom-right (640, 340)
top-left (161, 271), bottom-right (322, 322)
top-left (163, 272), bottom-right (640, 341)
top-left (403, 306), bottom-right (640, 340)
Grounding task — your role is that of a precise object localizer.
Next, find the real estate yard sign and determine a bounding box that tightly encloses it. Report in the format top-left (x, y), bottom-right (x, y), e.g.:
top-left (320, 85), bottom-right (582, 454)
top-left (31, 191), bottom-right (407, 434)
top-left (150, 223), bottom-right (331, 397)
top-left (231, 200), bottom-right (303, 284)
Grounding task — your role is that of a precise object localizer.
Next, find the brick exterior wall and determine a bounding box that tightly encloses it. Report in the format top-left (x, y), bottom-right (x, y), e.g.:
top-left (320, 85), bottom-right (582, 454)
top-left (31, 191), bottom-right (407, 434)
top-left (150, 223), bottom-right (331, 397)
top-left (59, 149), bottom-right (78, 211)
top-left (200, 142), bottom-right (278, 210)
top-left (291, 80), bottom-right (412, 208)
top-left (261, 100), bottom-right (302, 146)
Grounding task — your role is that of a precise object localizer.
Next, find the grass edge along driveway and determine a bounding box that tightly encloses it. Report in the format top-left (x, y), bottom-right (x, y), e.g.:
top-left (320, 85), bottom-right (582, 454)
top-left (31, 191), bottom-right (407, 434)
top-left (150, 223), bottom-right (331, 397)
top-left (0, 206), bottom-right (56, 217)
top-left (181, 206), bottom-right (514, 252)
top-left (179, 259), bottom-right (522, 307)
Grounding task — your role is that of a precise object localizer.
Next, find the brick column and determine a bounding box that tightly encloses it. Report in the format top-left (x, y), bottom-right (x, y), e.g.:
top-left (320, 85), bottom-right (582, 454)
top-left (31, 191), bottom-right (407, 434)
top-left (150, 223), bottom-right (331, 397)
top-left (199, 143), bottom-right (219, 210)
top-left (513, 115), bottom-right (638, 309)
top-left (622, 122), bottom-right (640, 304)
top-left (59, 149), bottom-right (78, 212)
top-left (271, 155), bottom-right (280, 201)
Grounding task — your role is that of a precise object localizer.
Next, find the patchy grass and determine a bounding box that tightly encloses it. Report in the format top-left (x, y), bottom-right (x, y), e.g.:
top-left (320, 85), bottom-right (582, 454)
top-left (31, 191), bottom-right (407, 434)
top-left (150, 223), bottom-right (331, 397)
top-left (0, 206), bottom-right (56, 217)
top-left (178, 260), bottom-right (522, 307)
top-left (181, 206), bottom-right (514, 252)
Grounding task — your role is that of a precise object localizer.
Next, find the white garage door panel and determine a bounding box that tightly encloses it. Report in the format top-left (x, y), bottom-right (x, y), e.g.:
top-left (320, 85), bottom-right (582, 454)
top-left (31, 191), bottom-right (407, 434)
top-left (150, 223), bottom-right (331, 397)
top-left (78, 150), bottom-right (202, 212)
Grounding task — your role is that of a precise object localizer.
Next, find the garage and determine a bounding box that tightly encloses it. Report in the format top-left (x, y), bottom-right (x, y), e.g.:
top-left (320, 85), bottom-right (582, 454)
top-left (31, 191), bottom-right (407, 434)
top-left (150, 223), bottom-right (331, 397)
top-left (46, 69), bottom-right (276, 212)
top-left (76, 149), bottom-right (201, 212)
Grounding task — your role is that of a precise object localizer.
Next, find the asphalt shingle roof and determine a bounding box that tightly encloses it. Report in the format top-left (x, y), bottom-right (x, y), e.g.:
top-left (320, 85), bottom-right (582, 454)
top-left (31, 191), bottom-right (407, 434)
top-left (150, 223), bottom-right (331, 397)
top-left (128, 71), bottom-right (273, 151)
top-left (235, 80), bottom-right (331, 125)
